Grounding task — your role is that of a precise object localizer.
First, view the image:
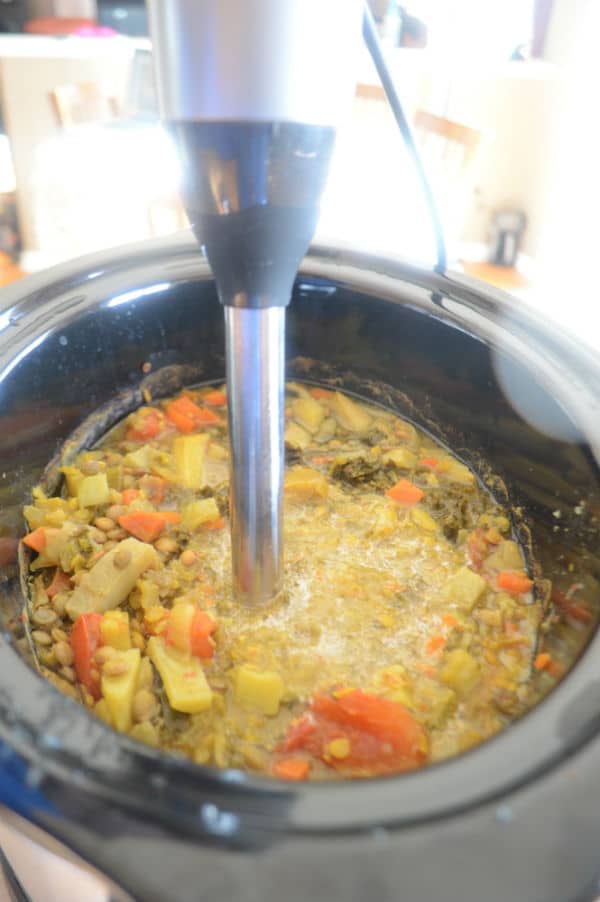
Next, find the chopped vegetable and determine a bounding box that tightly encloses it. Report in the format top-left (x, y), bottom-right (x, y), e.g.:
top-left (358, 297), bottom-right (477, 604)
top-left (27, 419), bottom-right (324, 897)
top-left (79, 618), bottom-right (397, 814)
top-left (121, 489), bottom-right (140, 506)
top-left (118, 511), bottom-right (181, 544)
top-left (70, 612), bottom-right (104, 698)
top-left (273, 758), bottom-right (310, 780)
top-left (66, 538), bottom-right (158, 620)
top-left (204, 390), bottom-right (227, 407)
top-left (22, 527), bottom-right (47, 553)
top-left (77, 473), bottom-right (110, 508)
top-left (534, 652), bottom-right (551, 671)
top-left (281, 690), bottom-right (427, 776)
top-left (291, 397), bottom-right (326, 434)
top-left (147, 636), bottom-right (213, 714)
top-left (386, 479), bottom-right (424, 507)
top-left (441, 649), bottom-right (480, 694)
top-left (329, 391), bottom-right (372, 433)
top-left (101, 610), bottom-right (131, 651)
top-left (284, 467), bottom-right (328, 499)
top-left (497, 571), bottom-right (533, 595)
top-left (441, 566), bottom-right (487, 611)
top-left (47, 567), bottom-right (71, 598)
top-left (173, 433), bottom-right (209, 489)
top-left (101, 648), bottom-right (141, 731)
top-left (382, 448), bottom-right (418, 470)
top-left (166, 396), bottom-right (220, 432)
top-left (126, 407), bottom-right (164, 441)
top-left (233, 665), bottom-right (284, 716)
top-left (181, 498), bottom-right (220, 531)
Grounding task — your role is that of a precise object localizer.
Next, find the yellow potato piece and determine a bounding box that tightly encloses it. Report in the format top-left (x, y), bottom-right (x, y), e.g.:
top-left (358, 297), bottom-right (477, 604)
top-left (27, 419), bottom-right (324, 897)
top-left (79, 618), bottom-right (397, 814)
top-left (101, 610), bottom-right (131, 651)
top-left (382, 448), bottom-right (417, 470)
top-left (181, 497), bottom-right (220, 531)
top-left (173, 433), bottom-right (209, 490)
top-left (441, 566), bottom-right (487, 611)
top-left (148, 636), bottom-right (213, 714)
top-left (233, 665), bottom-right (284, 716)
top-left (440, 649), bottom-right (480, 695)
top-left (66, 538), bottom-right (158, 620)
top-left (291, 397), bottom-right (326, 434)
top-left (101, 649), bottom-right (141, 732)
top-left (77, 473), bottom-right (110, 508)
top-left (284, 467), bottom-right (328, 499)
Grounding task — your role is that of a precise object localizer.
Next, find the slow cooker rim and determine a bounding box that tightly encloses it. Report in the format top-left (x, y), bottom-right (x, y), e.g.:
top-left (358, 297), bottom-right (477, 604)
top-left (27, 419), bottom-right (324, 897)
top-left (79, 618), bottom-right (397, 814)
top-left (0, 236), bottom-right (599, 838)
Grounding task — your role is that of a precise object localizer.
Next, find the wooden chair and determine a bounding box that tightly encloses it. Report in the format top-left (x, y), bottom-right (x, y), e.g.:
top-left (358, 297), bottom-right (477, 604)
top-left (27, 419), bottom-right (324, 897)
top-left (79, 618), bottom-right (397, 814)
top-left (49, 81), bottom-right (120, 130)
top-left (413, 110), bottom-right (481, 174)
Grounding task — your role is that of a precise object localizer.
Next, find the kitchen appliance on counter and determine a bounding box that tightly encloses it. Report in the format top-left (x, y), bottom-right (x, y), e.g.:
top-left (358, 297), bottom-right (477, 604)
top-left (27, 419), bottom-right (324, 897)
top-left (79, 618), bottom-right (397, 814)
top-left (0, 234), bottom-right (598, 901)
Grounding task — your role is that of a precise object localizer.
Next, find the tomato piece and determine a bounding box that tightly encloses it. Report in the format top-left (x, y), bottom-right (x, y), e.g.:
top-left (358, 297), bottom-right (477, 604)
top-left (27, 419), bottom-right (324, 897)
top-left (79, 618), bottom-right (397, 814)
top-left (190, 610), bottom-right (216, 659)
top-left (281, 690), bottom-right (427, 776)
top-left (71, 613), bottom-right (104, 699)
top-left (126, 408), bottom-right (164, 441)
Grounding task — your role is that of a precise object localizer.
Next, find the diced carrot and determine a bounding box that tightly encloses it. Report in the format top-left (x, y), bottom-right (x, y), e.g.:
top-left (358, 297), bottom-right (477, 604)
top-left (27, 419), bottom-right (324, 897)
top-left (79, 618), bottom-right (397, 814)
top-left (419, 457), bottom-right (438, 469)
top-left (385, 479), bottom-right (424, 507)
top-left (441, 614), bottom-right (459, 629)
top-left (139, 475), bottom-right (165, 506)
top-left (190, 610), bottom-right (217, 659)
top-left (47, 567), bottom-right (71, 598)
top-left (126, 407), bottom-right (164, 442)
top-left (203, 516), bottom-right (225, 530)
top-left (118, 510), bottom-right (181, 544)
top-left (203, 390), bottom-right (227, 407)
top-left (165, 404), bottom-right (195, 433)
top-left (425, 635), bottom-right (446, 655)
top-left (312, 456), bottom-right (334, 466)
top-left (71, 612), bottom-right (104, 699)
top-left (497, 571), bottom-right (534, 595)
top-left (309, 387), bottom-right (333, 400)
top-left (166, 396), bottom-right (221, 433)
top-left (121, 488), bottom-right (140, 506)
top-left (22, 527), bottom-right (47, 553)
top-left (534, 652), bottom-right (551, 671)
top-left (273, 758), bottom-right (310, 781)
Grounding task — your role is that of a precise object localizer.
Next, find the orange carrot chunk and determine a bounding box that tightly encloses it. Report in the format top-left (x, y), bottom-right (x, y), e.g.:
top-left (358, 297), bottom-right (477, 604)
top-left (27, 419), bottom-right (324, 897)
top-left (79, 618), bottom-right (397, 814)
top-left (419, 457), bottom-right (438, 469)
top-left (534, 652), bottom-right (551, 671)
top-left (203, 390), bottom-right (227, 407)
top-left (273, 758), bottom-right (310, 780)
top-left (497, 571), bottom-right (533, 595)
top-left (121, 489), bottom-right (140, 506)
top-left (118, 510), bottom-right (181, 544)
top-left (71, 612), bottom-right (104, 699)
top-left (385, 479), bottom-right (424, 507)
top-left (166, 396), bottom-right (221, 433)
top-left (22, 527), bottom-right (47, 553)
top-left (425, 635), bottom-right (446, 655)
top-left (190, 610), bottom-right (217, 659)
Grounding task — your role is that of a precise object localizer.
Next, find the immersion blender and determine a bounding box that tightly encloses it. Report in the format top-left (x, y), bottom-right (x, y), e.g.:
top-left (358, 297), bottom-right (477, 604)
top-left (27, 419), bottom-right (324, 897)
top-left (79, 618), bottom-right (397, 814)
top-left (148, 0), bottom-right (363, 605)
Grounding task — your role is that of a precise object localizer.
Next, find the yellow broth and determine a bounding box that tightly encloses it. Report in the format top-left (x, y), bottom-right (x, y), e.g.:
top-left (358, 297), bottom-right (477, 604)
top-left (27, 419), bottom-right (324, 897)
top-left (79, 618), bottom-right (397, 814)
top-left (24, 383), bottom-right (540, 780)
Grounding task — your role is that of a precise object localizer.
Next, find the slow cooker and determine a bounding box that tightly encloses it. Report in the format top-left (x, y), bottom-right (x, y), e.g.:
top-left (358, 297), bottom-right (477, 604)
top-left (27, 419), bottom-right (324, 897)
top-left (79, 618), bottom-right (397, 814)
top-left (0, 233), bottom-right (599, 902)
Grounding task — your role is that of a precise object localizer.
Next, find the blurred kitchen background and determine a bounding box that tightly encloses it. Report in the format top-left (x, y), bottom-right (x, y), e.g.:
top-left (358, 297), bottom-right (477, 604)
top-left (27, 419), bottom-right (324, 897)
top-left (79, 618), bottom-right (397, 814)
top-left (0, 0), bottom-right (596, 334)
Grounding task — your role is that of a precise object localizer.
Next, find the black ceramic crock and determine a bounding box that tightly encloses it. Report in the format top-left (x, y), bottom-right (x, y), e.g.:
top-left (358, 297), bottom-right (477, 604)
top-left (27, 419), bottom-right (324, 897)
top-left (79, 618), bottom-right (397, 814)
top-left (0, 234), bottom-right (599, 902)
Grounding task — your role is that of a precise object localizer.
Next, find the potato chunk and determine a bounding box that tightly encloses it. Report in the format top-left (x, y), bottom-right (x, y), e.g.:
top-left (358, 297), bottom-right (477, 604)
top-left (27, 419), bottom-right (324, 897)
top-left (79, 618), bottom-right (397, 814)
top-left (485, 540), bottom-right (523, 571)
top-left (233, 665), bottom-right (284, 716)
top-left (77, 473), bottom-right (110, 508)
top-left (441, 566), bottom-right (486, 611)
top-left (440, 649), bottom-right (480, 695)
top-left (173, 433), bottom-right (209, 490)
top-left (329, 391), bottom-right (372, 433)
top-left (291, 397), bottom-right (326, 434)
top-left (101, 648), bottom-right (141, 732)
top-left (66, 538), bottom-right (158, 620)
top-left (284, 467), bottom-right (328, 499)
top-left (284, 421), bottom-right (311, 450)
top-left (181, 498), bottom-right (220, 531)
top-left (382, 448), bottom-right (417, 470)
top-left (148, 636), bottom-right (212, 714)
top-left (101, 610), bottom-right (131, 650)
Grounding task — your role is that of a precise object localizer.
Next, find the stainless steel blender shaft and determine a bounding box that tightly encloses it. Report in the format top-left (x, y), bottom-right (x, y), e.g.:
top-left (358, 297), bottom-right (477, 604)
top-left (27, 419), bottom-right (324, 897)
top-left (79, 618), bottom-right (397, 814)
top-left (225, 307), bottom-right (285, 605)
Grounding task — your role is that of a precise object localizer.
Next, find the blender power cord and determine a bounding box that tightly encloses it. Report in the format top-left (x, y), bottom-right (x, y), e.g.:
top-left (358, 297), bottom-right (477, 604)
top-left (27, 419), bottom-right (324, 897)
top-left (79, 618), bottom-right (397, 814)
top-left (362, 4), bottom-right (448, 273)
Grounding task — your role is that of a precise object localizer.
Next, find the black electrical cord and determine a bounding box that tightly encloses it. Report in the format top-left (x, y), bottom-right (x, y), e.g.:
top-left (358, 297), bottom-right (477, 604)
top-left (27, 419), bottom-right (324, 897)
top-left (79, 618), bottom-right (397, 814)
top-left (362, 4), bottom-right (448, 274)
